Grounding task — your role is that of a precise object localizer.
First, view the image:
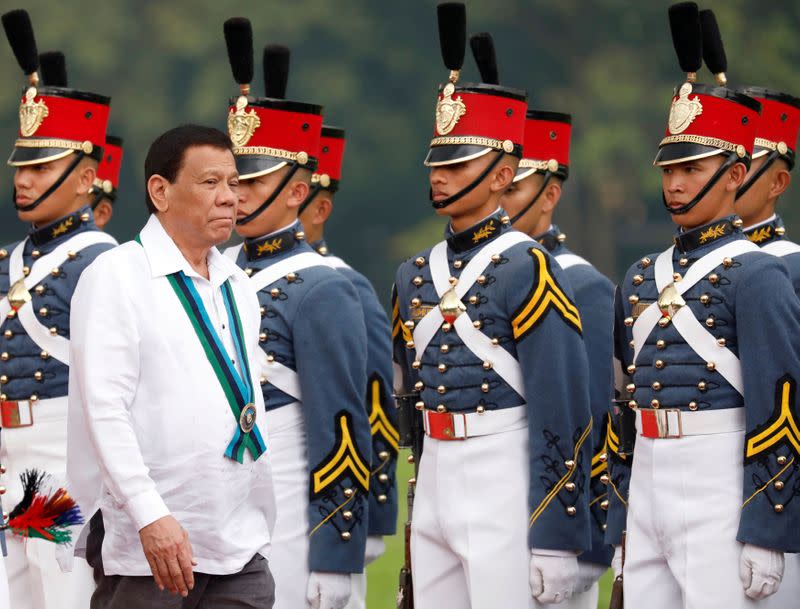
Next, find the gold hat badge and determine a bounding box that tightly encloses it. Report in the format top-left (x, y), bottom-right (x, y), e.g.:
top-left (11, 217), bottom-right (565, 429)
top-left (19, 86), bottom-right (49, 137)
top-left (228, 95), bottom-right (261, 148)
top-left (668, 82), bottom-right (703, 135)
top-left (436, 74), bottom-right (467, 136)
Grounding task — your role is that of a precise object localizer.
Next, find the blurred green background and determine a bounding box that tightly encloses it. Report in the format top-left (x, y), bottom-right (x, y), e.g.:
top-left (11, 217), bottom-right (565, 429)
top-left (0, 1), bottom-right (797, 607)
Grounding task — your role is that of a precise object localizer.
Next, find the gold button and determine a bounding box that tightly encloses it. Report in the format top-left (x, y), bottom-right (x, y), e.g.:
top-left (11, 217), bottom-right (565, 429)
top-left (688, 401), bottom-right (698, 411)
top-left (343, 488), bottom-right (354, 498)
top-left (629, 340), bottom-right (635, 349)
top-left (651, 399), bottom-right (660, 408)
top-left (441, 323), bottom-right (452, 333)
top-left (415, 401), bottom-right (424, 411)
top-left (775, 480), bottom-right (785, 491)
top-left (483, 361), bottom-right (493, 370)
top-left (566, 506), bottom-right (577, 516)
top-left (600, 499), bottom-right (610, 511)
top-left (414, 381), bottom-right (424, 391)
top-left (3, 330), bottom-right (12, 339)
top-left (698, 381), bottom-right (707, 391)
top-left (404, 320), bottom-right (415, 329)
top-left (564, 459), bottom-right (575, 470)
top-left (407, 455), bottom-right (415, 464)
top-left (266, 354), bottom-right (275, 363)
top-left (628, 295), bottom-right (640, 305)
top-left (717, 338), bottom-right (726, 347)
top-left (472, 320), bottom-right (482, 329)
top-left (658, 317), bottom-right (671, 328)
top-left (0, 486), bottom-right (5, 495)
top-left (565, 482), bottom-right (576, 492)
top-left (599, 452), bottom-right (608, 462)
top-left (34, 371), bottom-right (43, 381)
top-left (705, 317), bottom-right (715, 328)
top-left (673, 272), bottom-right (682, 282)
top-left (476, 405), bottom-right (486, 414)
top-left (286, 272), bottom-right (297, 282)
top-left (341, 531), bottom-right (352, 541)
top-left (777, 455), bottom-right (788, 465)
top-left (491, 254), bottom-right (501, 264)
top-left (5, 310), bottom-right (15, 320)
top-left (628, 400), bottom-right (637, 408)
top-left (490, 338), bottom-right (499, 346)
top-left (448, 276), bottom-right (458, 286)
top-left (378, 494), bottom-right (388, 504)
top-left (468, 295), bottom-right (478, 305)
top-left (440, 344), bottom-right (450, 353)
top-left (436, 385), bottom-right (446, 394)
top-left (453, 260), bottom-right (463, 269)
top-left (415, 257), bottom-right (426, 267)
top-left (406, 340), bottom-right (415, 349)
top-left (0, 353), bottom-right (7, 361)
top-left (436, 404), bottom-right (446, 413)
top-left (379, 451), bottom-right (389, 461)
top-left (656, 339), bottom-right (666, 349)
top-left (0, 376), bottom-right (7, 384)
top-left (50, 267), bottom-right (60, 277)
top-left (81, 212), bottom-right (90, 222)
top-left (774, 504), bottom-right (785, 514)
top-left (412, 360), bottom-right (422, 370)
top-left (294, 231), bottom-right (305, 240)
top-left (600, 474), bottom-right (610, 485)
top-left (481, 382), bottom-right (489, 393)
top-left (413, 276), bottom-right (424, 286)
top-left (679, 257), bottom-right (689, 267)
top-left (245, 268), bottom-right (253, 277)
top-left (259, 306), bottom-right (266, 317)
top-left (259, 332), bottom-right (267, 342)
top-left (708, 273), bottom-right (719, 284)
top-left (626, 383), bottom-right (636, 394)
top-left (38, 307), bottom-right (48, 317)
top-left (22, 266), bottom-right (30, 276)
top-left (343, 510), bottom-right (353, 520)
top-left (652, 381), bottom-right (662, 391)
top-left (260, 375), bottom-right (267, 385)
top-left (627, 364), bottom-right (636, 375)
top-left (270, 288), bottom-right (281, 298)
top-left (700, 294), bottom-right (710, 304)
top-left (67, 251), bottom-right (77, 260)
top-left (31, 249), bottom-right (40, 258)
top-left (706, 362), bottom-right (716, 371)
top-left (35, 284), bottom-right (45, 295)
top-left (477, 275), bottom-right (487, 285)
top-left (411, 297), bottom-right (421, 307)
top-left (632, 275), bottom-right (644, 286)
top-left (722, 257), bottom-right (733, 268)
top-left (624, 317), bottom-right (634, 327)
top-left (378, 473), bottom-right (389, 483)
top-left (640, 257), bottom-right (651, 267)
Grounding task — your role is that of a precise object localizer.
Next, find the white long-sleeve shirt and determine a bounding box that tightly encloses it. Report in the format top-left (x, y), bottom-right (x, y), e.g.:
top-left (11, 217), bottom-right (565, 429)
top-left (67, 214), bottom-right (275, 576)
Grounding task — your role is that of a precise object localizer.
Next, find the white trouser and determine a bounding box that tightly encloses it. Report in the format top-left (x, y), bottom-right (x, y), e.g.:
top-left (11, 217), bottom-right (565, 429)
top-left (0, 397), bottom-right (94, 609)
top-left (265, 403), bottom-right (311, 609)
top-left (762, 553), bottom-right (799, 607)
top-left (410, 425), bottom-right (596, 609)
top-left (624, 429), bottom-right (758, 608)
top-left (343, 572), bottom-right (366, 609)
top-left (0, 552), bottom-right (9, 609)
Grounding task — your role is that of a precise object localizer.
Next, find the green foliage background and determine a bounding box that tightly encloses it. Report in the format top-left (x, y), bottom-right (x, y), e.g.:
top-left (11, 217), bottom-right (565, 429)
top-left (0, 1), bottom-right (797, 607)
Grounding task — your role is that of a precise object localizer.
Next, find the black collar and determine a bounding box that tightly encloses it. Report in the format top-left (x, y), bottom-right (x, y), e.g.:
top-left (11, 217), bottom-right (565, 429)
top-left (446, 210), bottom-right (511, 254)
top-left (311, 239), bottom-right (329, 256)
top-left (673, 216), bottom-right (741, 254)
top-left (29, 208), bottom-right (93, 247)
top-left (744, 216), bottom-right (785, 246)
top-left (244, 223), bottom-right (305, 261)
top-left (533, 225), bottom-right (565, 253)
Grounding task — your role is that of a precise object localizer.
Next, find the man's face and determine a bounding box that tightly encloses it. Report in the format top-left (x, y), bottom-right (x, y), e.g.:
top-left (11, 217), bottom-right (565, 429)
top-left (499, 173), bottom-right (546, 235)
top-left (235, 166), bottom-right (298, 238)
top-left (14, 153), bottom-right (96, 226)
top-left (429, 152), bottom-right (498, 220)
top-left (661, 155), bottom-right (736, 229)
top-left (735, 155), bottom-right (783, 225)
top-left (164, 145), bottom-right (239, 247)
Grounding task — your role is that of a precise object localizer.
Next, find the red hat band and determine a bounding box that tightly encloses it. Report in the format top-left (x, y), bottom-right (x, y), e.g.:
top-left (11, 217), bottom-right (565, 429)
top-left (10, 86), bottom-right (110, 167)
top-left (425, 83), bottom-right (527, 167)
top-left (740, 88), bottom-right (800, 162)
top-left (227, 96), bottom-right (323, 180)
top-left (312, 126), bottom-right (345, 190)
top-left (655, 83), bottom-right (761, 166)
top-left (95, 135), bottom-right (123, 195)
top-left (516, 110), bottom-right (572, 182)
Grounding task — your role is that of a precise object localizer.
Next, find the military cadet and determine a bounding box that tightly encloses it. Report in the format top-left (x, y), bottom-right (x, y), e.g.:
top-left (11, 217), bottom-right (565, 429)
top-left (297, 123), bottom-right (399, 609)
top-left (608, 3), bottom-right (800, 606)
top-left (35, 50), bottom-right (122, 231)
top-left (462, 31), bottom-right (616, 607)
top-left (88, 135), bottom-right (123, 230)
top-left (221, 19), bottom-right (372, 609)
top-left (392, 4), bottom-right (593, 607)
top-left (0, 9), bottom-right (117, 609)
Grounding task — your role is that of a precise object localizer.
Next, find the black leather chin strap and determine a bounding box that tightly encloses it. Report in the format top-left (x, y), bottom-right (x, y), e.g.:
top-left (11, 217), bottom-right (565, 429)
top-left (662, 153), bottom-right (739, 216)
top-left (430, 150), bottom-right (505, 209)
top-left (736, 150), bottom-right (780, 201)
top-left (236, 163), bottom-right (301, 226)
top-left (510, 171), bottom-right (553, 226)
top-left (297, 182), bottom-right (323, 216)
top-left (13, 151), bottom-right (86, 212)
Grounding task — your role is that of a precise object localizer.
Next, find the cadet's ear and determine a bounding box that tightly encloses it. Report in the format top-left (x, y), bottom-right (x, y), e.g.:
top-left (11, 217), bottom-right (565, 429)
top-left (92, 200), bottom-right (113, 229)
top-left (541, 180), bottom-right (562, 213)
top-left (727, 161), bottom-right (748, 191)
top-left (285, 177), bottom-right (310, 210)
top-left (77, 160), bottom-right (97, 195)
top-left (147, 175), bottom-right (170, 213)
top-left (490, 163), bottom-right (516, 193)
top-left (771, 166), bottom-right (792, 199)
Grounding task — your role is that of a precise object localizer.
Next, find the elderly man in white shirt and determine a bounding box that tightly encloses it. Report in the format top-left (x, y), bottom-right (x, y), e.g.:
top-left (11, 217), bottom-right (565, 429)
top-left (67, 125), bottom-right (276, 609)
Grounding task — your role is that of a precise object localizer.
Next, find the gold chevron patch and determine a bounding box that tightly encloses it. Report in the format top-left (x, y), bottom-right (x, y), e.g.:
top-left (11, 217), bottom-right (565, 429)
top-left (746, 376), bottom-right (800, 460)
top-left (369, 377), bottom-right (399, 452)
top-left (311, 413), bottom-right (371, 495)
top-left (605, 416), bottom-right (625, 461)
top-left (512, 248), bottom-right (582, 340)
top-left (391, 288), bottom-right (413, 342)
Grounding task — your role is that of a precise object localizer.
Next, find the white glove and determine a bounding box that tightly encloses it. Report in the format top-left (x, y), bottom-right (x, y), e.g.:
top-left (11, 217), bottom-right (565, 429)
top-left (306, 571), bottom-right (352, 609)
top-left (611, 545), bottom-right (623, 578)
top-left (529, 549), bottom-right (579, 604)
top-left (364, 535), bottom-right (385, 566)
top-left (574, 561), bottom-right (607, 593)
top-left (739, 544), bottom-right (784, 600)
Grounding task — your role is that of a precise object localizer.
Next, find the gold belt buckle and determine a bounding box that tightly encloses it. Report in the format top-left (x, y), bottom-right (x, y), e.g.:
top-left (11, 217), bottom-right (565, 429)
top-left (655, 408), bottom-right (682, 439)
top-left (1, 400), bottom-right (34, 428)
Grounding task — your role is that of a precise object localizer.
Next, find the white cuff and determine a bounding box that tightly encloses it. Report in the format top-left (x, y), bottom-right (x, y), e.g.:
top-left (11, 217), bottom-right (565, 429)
top-left (531, 547), bottom-right (580, 558)
top-left (125, 489), bottom-right (170, 531)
